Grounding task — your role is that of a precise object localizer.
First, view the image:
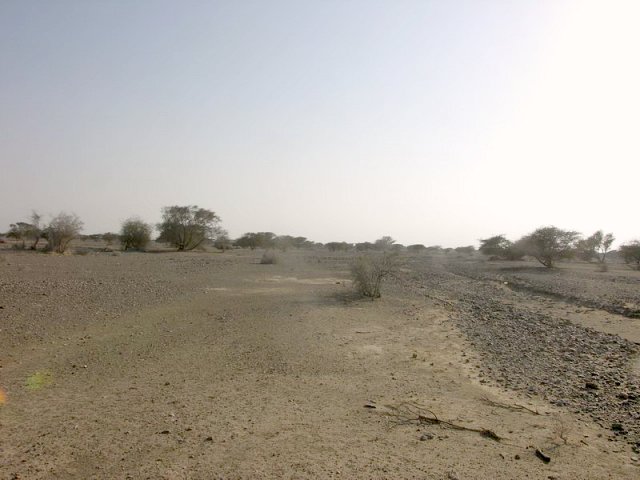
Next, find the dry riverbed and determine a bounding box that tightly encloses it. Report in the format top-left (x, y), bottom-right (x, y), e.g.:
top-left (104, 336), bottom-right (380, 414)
top-left (1, 249), bottom-right (639, 479)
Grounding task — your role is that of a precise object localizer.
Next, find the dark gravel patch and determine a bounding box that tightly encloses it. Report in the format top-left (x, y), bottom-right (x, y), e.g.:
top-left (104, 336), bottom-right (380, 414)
top-left (401, 256), bottom-right (640, 449)
top-left (447, 259), bottom-right (640, 319)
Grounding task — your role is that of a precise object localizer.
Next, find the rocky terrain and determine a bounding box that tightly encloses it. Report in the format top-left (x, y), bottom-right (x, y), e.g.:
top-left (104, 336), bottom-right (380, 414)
top-left (401, 256), bottom-right (640, 449)
top-left (1, 247), bottom-right (639, 478)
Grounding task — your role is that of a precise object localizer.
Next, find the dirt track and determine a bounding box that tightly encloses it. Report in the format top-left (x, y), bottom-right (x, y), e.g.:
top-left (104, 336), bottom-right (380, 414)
top-left (1, 250), bottom-right (639, 479)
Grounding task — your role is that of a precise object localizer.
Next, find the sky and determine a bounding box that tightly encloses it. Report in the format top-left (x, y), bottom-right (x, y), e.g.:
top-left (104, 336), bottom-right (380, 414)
top-left (1, 0), bottom-right (638, 247)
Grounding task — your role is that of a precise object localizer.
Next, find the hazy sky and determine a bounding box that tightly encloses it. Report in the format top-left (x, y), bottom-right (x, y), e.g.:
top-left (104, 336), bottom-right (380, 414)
top-left (1, 1), bottom-right (638, 246)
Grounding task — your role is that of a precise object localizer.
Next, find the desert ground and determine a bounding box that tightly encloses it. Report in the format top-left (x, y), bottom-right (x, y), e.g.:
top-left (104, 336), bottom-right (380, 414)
top-left (1, 245), bottom-right (639, 479)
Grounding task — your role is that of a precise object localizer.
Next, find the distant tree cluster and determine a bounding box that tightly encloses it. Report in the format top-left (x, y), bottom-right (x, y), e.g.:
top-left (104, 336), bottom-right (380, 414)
top-left (6, 211), bottom-right (83, 253)
top-left (233, 232), bottom-right (313, 251)
top-left (4, 210), bottom-right (638, 270)
top-left (619, 241), bottom-right (640, 270)
top-left (326, 241), bottom-right (352, 252)
top-left (7, 212), bottom-right (42, 250)
top-left (479, 227), bottom-right (620, 269)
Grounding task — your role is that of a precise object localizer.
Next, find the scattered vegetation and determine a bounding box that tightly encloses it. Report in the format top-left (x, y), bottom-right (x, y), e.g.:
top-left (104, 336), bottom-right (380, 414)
top-left (157, 205), bottom-right (222, 251)
top-left (351, 252), bottom-right (399, 298)
top-left (326, 241), bottom-right (352, 252)
top-left (120, 218), bottom-right (152, 251)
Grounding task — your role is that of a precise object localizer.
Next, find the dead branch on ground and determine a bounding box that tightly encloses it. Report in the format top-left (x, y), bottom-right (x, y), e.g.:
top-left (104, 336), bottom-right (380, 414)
top-left (382, 402), bottom-right (503, 442)
top-left (480, 396), bottom-right (540, 416)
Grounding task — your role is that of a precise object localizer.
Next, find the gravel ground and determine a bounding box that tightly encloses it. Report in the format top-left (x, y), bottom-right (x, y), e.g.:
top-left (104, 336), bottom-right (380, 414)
top-left (0, 250), bottom-right (243, 349)
top-left (447, 258), bottom-right (640, 318)
top-left (401, 255), bottom-right (640, 449)
top-left (2, 249), bottom-right (639, 478)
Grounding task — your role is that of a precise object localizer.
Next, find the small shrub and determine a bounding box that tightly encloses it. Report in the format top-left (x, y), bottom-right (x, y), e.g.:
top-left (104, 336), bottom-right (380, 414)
top-left (260, 250), bottom-right (279, 264)
top-left (351, 252), bottom-right (399, 298)
top-left (120, 218), bottom-right (152, 251)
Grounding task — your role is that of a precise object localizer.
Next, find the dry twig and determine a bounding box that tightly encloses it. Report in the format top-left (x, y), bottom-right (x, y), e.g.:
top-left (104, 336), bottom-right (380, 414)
top-left (480, 396), bottom-right (540, 416)
top-left (382, 402), bottom-right (503, 442)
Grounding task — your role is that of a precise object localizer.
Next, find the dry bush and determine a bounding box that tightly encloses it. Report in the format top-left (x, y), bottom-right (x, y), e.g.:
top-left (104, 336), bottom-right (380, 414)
top-left (351, 252), bottom-right (399, 298)
top-left (45, 212), bottom-right (83, 254)
top-left (260, 250), bottom-right (279, 264)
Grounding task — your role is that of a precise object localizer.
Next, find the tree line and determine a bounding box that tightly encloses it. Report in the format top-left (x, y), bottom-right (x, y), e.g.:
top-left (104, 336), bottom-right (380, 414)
top-left (3, 209), bottom-right (640, 270)
top-left (479, 227), bottom-right (640, 270)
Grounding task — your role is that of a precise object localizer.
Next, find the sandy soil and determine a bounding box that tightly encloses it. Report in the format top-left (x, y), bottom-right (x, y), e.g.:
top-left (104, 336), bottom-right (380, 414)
top-left (1, 249), bottom-right (639, 479)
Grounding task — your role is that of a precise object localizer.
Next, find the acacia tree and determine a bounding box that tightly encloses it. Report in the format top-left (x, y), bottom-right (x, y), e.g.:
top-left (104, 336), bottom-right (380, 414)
top-left (593, 231), bottom-right (615, 263)
top-left (7, 212), bottom-right (42, 249)
top-left (374, 236), bottom-right (396, 251)
top-left (478, 235), bottom-right (525, 260)
top-left (7, 222), bottom-right (32, 249)
top-left (575, 230), bottom-right (615, 263)
top-left (519, 226), bottom-right (580, 268)
top-left (157, 206), bottom-right (221, 251)
top-left (479, 235), bottom-right (511, 257)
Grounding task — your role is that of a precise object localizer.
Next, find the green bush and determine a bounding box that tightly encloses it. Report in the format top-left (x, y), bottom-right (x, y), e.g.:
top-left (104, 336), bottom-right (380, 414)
top-left (120, 218), bottom-right (152, 251)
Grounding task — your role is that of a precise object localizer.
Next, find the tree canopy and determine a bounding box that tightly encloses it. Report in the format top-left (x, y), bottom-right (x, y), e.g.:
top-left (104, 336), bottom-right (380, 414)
top-left (157, 206), bottom-right (221, 251)
top-left (519, 226), bottom-right (580, 268)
